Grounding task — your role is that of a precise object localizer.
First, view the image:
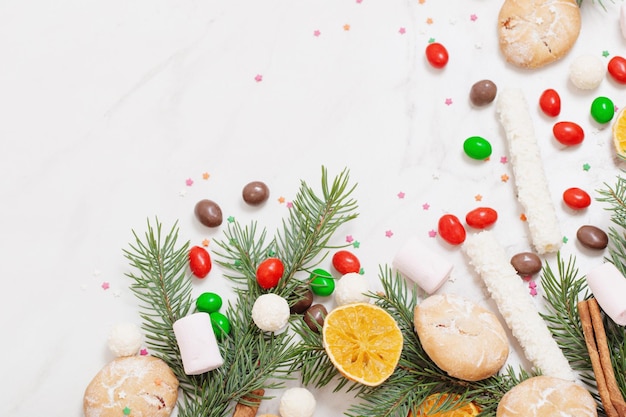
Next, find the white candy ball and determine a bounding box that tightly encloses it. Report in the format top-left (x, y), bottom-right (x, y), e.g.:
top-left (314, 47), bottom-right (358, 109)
top-left (252, 293), bottom-right (290, 333)
top-left (107, 322), bottom-right (143, 357)
top-left (569, 54), bottom-right (605, 90)
top-left (279, 387), bottom-right (316, 417)
top-left (334, 272), bottom-right (370, 306)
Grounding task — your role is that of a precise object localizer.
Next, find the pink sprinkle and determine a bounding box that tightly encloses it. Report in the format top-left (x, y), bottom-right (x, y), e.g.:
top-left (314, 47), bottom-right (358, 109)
top-left (397, 191), bottom-right (405, 199)
top-left (530, 287), bottom-right (538, 296)
top-left (313, 30), bottom-right (321, 37)
top-left (529, 281), bottom-right (537, 288)
top-left (470, 14), bottom-right (478, 21)
top-left (500, 156), bottom-right (508, 164)
top-left (254, 74), bottom-right (263, 82)
top-left (286, 201), bottom-right (293, 208)
top-left (185, 178), bottom-right (194, 186)
top-left (422, 203), bottom-right (430, 210)
top-left (428, 229), bottom-right (437, 238)
top-left (445, 98), bottom-right (453, 106)
top-left (101, 282), bottom-right (110, 290)
top-left (346, 235), bottom-right (354, 243)
top-left (356, 0), bottom-right (363, 3)
top-left (398, 27), bottom-right (406, 34)
top-left (385, 230), bottom-right (394, 238)
top-left (140, 348), bottom-right (149, 356)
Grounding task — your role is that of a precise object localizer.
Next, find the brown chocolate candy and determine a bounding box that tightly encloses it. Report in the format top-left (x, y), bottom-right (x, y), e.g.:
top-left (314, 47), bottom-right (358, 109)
top-left (303, 304), bottom-right (327, 333)
top-left (469, 79), bottom-right (497, 106)
top-left (242, 181), bottom-right (269, 206)
top-left (290, 287), bottom-right (314, 314)
top-left (577, 225), bottom-right (608, 250)
top-left (194, 199), bottom-right (223, 227)
top-left (510, 252), bottom-right (542, 276)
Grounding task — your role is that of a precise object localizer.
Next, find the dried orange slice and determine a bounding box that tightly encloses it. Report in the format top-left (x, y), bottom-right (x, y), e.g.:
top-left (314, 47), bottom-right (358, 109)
top-left (612, 106), bottom-right (626, 160)
top-left (322, 302), bottom-right (402, 386)
top-left (409, 394), bottom-right (481, 417)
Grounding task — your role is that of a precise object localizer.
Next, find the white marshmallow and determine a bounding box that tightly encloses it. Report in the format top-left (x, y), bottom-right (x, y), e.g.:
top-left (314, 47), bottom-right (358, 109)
top-left (392, 236), bottom-right (453, 293)
top-left (173, 312), bottom-right (224, 375)
top-left (586, 262), bottom-right (626, 325)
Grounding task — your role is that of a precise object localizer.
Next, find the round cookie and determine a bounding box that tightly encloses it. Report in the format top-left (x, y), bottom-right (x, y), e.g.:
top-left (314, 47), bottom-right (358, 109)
top-left (497, 376), bottom-right (597, 417)
top-left (414, 293), bottom-right (509, 381)
top-left (497, 0), bottom-right (581, 69)
top-left (84, 355), bottom-right (179, 417)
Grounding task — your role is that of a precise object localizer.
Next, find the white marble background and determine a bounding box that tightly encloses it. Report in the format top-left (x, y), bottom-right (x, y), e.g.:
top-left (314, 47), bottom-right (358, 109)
top-left (2, 0), bottom-right (626, 415)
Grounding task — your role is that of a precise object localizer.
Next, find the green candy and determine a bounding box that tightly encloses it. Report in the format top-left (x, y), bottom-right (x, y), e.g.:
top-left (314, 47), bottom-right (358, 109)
top-left (590, 96), bottom-right (614, 124)
top-left (309, 268), bottom-right (335, 296)
top-left (463, 136), bottom-right (492, 160)
top-left (196, 292), bottom-right (223, 314)
top-left (210, 312), bottom-right (231, 340)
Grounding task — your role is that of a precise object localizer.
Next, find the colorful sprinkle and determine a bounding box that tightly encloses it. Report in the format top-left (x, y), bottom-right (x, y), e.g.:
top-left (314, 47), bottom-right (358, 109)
top-left (470, 14), bottom-right (478, 21)
top-left (313, 29), bottom-right (321, 37)
top-left (529, 287), bottom-right (538, 296)
top-left (343, 24), bottom-right (351, 31)
top-left (445, 98), bottom-right (453, 106)
top-left (500, 156), bottom-right (508, 164)
top-left (202, 172), bottom-right (210, 180)
top-left (227, 216), bottom-right (235, 223)
top-left (428, 229), bottom-right (437, 238)
top-left (346, 235), bottom-right (354, 243)
top-left (286, 201), bottom-right (293, 208)
top-left (397, 191), bottom-right (405, 199)
top-left (202, 239), bottom-right (210, 247)
top-left (398, 27), bottom-right (406, 34)
top-left (422, 203), bottom-right (430, 210)
top-left (500, 174), bottom-right (509, 182)
top-left (563, 236), bottom-right (569, 244)
top-left (278, 196), bottom-right (285, 203)
top-left (603, 50), bottom-right (610, 58)
top-left (474, 194), bottom-right (482, 201)
top-left (426, 18), bottom-right (433, 25)
top-left (140, 348), bottom-right (149, 356)
top-left (583, 163), bottom-right (591, 171)
top-left (428, 37), bottom-right (435, 43)
top-left (123, 407), bottom-right (131, 416)
top-left (385, 230), bottom-right (394, 238)
top-left (154, 377), bottom-right (162, 386)
top-left (520, 213), bottom-right (527, 221)
top-left (101, 282), bottom-right (110, 290)
top-left (254, 74), bottom-right (263, 82)
top-left (185, 178), bottom-right (194, 186)
top-left (352, 241), bottom-right (361, 248)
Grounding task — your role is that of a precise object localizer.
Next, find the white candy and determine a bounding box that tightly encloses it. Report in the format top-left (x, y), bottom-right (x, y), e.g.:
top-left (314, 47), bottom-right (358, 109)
top-left (173, 313), bottom-right (224, 375)
top-left (334, 272), bottom-right (370, 306)
top-left (279, 387), bottom-right (316, 417)
top-left (252, 293), bottom-right (290, 333)
top-left (107, 322), bottom-right (143, 357)
top-left (569, 54), bottom-right (605, 90)
top-left (392, 236), bottom-right (453, 293)
top-left (586, 262), bottom-right (626, 325)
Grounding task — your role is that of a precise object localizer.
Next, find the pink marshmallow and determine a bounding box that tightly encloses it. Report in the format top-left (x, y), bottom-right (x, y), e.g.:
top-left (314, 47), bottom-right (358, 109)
top-left (586, 262), bottom-right (626, 326)
top-left (173, 312), bottom-right (224, 375)
top-left (392, 236), bottom-right (453, 294)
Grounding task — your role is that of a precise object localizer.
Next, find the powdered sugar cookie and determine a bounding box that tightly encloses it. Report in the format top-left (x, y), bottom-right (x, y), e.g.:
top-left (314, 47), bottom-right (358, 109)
top-left (498, 0), bottom-right (581, 69)
top-left (83, 355), bottom-right (179, 417)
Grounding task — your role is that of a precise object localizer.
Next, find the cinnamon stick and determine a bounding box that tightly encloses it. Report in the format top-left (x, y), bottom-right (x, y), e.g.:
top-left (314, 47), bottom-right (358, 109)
top-left (578, 300), bottom-right (619, 417)
top-left (232, 389), bottom-right (265, 417)
top-left (588, 298), bottom-right (626, 417)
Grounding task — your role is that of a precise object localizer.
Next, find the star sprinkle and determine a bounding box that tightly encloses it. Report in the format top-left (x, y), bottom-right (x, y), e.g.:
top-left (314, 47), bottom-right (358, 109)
top-left (185, 178), bottom-right (194, 186)
top-left (254, 74), bottom-right (263, 82)
top-left (500, 173), bottom-right (509, 182)
top-left (202, 172), bottom-right (210, 180)
top-left (227, 216), bottom-right (235, 223)
top-left (418, 0), bottom-right (425, 3)
top-left (123, 407), bottom-right (131, 416)
top-left (520, 213), bottom-right (527, 221)
top-left (445, 98), bottom-right (453, 106)
top-left (346, 235), bottom-right (354, 243)
top-left (356, 0), bottom-right (363, 3)
top-left (562, 236), bottom-right (569, 244)
top-left (474, 194), bottom-right (482, 201)
top-left (428, 37), bottom-right (435, 43)
top-left (352, 241), bottom-right (361, 248)
top-left (101, 281), bottom-right (110, 290)
top-left (202, 238), bottom-right (210, 247)
top-left (426, 18), bottom-right (433, 25)
top-left (470, 14), bottom-right (478, 21)
top-left (140, 348), bottom-right (149, 356)
top-left (118, 391), bottom-right (127, 399)
top-left (278, 196), bottom-right (285, 203)
top-left (343, 24), bottom-right (351, 31)
top-left (313, 29), bottom-right (321, 37)
top-left (398, 27), bottom-right (406, 34)
top-left (428, 230), bottom-right (437, 238)
top-left (422, 203), bottom-right (430, 210)
top-left (583, 163), bottom-right (591, 171)
top-left (397, 191), bottom-right (405, 199)
top-left (385, 230), bottom-right (394, 238)
top-left (500, 156), bottom-right (508, 164)
top-left (286, 201), bottom-right (293, 208)
top-left (603, 50), bottom-right (610, 58)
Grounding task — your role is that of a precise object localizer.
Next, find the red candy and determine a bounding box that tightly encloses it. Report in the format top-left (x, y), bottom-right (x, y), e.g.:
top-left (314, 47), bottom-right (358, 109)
top-left (256, 257), bottom-right (285, 289)
top-left (189, 246), bottom-right (212, 278)
top-left (553, 121), bottom-right (584, 146)
top-left (563, 187), bottom-right (591, 210)
top-left (438, 214), bottom-right (466, 245)
top-left (465, 207), bottom-right (498, 229)
top-left (539, 89), bottom-right (561, 117)
top-left (425, 42), bottom-right (449, 69)
top-left (332, 250), bottom-right (361, 275)
top-left (608, 56), bottom-right (626, 84)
